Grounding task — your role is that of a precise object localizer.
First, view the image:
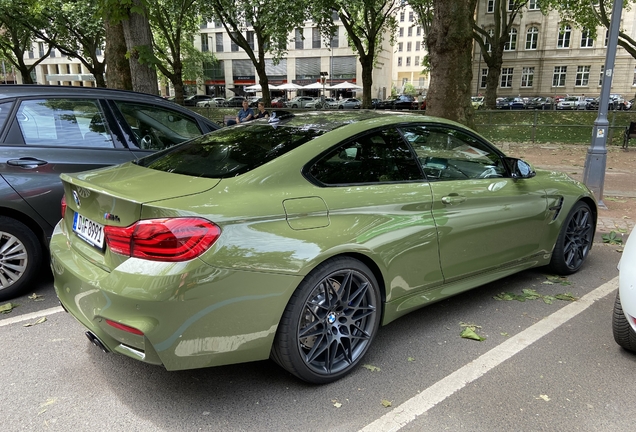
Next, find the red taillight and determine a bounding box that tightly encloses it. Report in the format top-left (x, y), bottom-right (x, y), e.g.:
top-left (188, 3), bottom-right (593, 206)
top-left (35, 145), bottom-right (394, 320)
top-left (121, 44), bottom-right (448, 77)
top-left (61, 195), bottom-right (67, 218)
top-left (104, 218), bottom-right (220, 262)
top-left (106, 319), bottom-right (144, 335)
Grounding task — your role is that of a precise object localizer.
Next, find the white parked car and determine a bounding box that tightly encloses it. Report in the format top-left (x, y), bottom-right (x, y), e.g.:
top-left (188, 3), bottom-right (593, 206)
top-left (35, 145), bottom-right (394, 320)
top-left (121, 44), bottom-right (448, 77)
top-left (556, 96), bottom-right (587, 110)
top-left (613, 233), bottom-right (636, 351)
top-left (284, 96), bottom-right (316, 108)
top-left (196, 97), bottom-right (226, 108)
top-left (304, 97), bottom-right (337, 109)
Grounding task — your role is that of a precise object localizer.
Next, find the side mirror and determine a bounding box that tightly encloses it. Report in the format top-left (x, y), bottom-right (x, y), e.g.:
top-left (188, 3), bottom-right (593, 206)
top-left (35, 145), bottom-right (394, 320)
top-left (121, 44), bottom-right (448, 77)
top-left (505, 157), bottom-right (536, 179)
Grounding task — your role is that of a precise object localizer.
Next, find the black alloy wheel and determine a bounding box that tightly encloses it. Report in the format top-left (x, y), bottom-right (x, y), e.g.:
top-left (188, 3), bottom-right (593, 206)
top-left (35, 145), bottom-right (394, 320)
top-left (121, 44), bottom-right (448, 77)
top-left (548, 201), bottom-right (595, 275)
top-left (272, 257), bottom-right (381, 384)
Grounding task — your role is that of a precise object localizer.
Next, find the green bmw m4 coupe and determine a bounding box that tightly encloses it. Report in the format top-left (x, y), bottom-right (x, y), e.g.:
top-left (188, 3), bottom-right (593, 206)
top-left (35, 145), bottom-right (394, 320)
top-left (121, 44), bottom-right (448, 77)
top-left (51, 111), bottom-right (597, 384)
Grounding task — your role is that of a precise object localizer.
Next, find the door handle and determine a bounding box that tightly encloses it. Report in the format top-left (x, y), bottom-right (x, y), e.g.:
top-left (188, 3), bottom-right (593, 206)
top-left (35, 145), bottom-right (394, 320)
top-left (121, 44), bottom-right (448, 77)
top-left (441, 195), bottom-right (466, 205)
top-left (7, 158), bottom-right (48, 168)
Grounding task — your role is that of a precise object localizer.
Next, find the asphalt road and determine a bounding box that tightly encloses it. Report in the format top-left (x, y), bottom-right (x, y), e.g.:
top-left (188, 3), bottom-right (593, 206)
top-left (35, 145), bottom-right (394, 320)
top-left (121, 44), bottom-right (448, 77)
top-left (1, 234), bottom-right (633, 432)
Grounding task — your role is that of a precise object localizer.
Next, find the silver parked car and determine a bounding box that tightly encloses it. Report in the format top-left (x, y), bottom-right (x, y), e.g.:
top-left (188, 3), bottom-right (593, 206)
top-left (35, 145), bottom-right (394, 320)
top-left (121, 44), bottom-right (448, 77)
top-left (284, 97), bottom-right (316, 108)
top-left (337, 98), bottom-right (362, 109)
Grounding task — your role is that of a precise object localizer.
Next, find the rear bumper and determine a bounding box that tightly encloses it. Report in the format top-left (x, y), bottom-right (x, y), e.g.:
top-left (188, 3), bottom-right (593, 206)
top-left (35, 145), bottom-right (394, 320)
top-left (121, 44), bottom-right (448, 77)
top-left (50, 223), bottom-right (301, 371)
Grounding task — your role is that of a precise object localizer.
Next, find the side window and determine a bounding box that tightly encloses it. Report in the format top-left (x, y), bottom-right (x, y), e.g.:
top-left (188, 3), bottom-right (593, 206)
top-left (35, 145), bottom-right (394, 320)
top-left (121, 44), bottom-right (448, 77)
top-left (400, 125), bottom-right (506, 181)
top-left (115, 101), bottom-right (202, 150)
top-left (16, 99), bottom-right (113, 148)
top-left (0, 101), bottom-right (14, 131)
top-left (308, 128), bottom-right (423, 185)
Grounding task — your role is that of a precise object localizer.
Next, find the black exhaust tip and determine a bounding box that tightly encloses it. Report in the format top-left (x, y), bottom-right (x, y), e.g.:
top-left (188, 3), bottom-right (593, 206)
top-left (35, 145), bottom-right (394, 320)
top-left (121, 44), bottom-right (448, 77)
top-left (85, 331), bottom-right (109, 353)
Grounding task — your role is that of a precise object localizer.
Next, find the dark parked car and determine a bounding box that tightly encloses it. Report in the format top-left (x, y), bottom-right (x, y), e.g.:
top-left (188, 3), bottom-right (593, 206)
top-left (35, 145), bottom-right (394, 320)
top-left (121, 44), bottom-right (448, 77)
top-left (0, 85), bottom-right (220, 300)
top-left (496, 97), bottom-right (525, 109)
top-left (223, 97), bottom-right (248, 107)
top-left (183, 94), bottom-right (214, 106)
top-left (526, 96), bottom-right (554, 110)
top-left (586, 97), bottom-right (617, 111)
top-left (376, 95), bottom-right (418, 110)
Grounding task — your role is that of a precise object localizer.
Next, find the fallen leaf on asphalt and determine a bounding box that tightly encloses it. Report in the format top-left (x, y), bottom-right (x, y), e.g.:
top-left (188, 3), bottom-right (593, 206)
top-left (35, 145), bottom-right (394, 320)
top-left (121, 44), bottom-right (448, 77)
top-left (362, 364), bottom-right (381, 372)
top-left (407, 357), bottom-right (415, 362)
top-left (460, 327), bottom-right (486, 341)
top-left (23, 317), bottom-right (47, 327)
top-left (0, 303), bottom-right (17, 314)
top-left (28, 293), bottom-right (44, 301)
top-left (332, 400), bottom-right (342, 408)
top-left (40, 397), bottom-right (57, 407)
top-left (536, 394), bottom-right (551, 402)
top-left (381, 399), bottom-right (392, 408)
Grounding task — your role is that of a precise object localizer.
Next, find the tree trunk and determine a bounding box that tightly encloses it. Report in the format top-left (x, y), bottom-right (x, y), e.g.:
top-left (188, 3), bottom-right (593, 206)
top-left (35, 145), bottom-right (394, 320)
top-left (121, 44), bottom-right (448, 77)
top-left (426, 0), bottom-right (474, 127)
top-left (18, 68), bottom-right (34, 84)
top-left (104, 20), bottom-right (132, 90)
top-left (360, 54), bottom-right (373, 109)
top-left (484, 62), bottom-right (502, 109)
top-left (121, 0), bottom-right (158, 95)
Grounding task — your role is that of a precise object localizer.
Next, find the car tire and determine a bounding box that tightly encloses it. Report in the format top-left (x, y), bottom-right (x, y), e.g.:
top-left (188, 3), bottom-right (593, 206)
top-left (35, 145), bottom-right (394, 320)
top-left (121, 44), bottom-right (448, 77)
top-left (0, 217), bottom-right (42, 301)
top-left (271, 257), bottom-right (381, 384)
top-left (613, 292), bottom-right (636, 352)
top-left (292, 104), bottom-right (298, 108)
top-left (338, 106), bottom-right (344, 110)
top-left (547, 201), bottom-right (595, 275)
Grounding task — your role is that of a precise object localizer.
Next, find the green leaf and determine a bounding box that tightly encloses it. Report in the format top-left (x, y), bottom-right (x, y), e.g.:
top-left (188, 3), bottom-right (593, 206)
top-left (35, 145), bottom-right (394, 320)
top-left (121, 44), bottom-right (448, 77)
top-left (381, 399), bottom-right (392, 408)
top-left (407, 357), bottom-right (415, 362)
top-left (602, 231), bottom-right (623, 245)
top-left (0, 303), bottom-right (17, 314)
top-left (362, 364), bottom-right (381, 372)
top-left (23, 317), bottom-right (47, 327)
top-left (554, 293), bottom-right (577, 301)
top-left (460, 327), bottom-right (486, 341)
top-left (542, 295), bottom-right (555, 304)
top-left (521, 289), bottom-right (541, 300)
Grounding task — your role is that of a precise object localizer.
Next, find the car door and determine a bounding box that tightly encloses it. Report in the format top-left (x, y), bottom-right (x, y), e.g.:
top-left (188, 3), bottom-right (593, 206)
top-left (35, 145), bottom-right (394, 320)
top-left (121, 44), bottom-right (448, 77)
top-left (307, 126), bottom-right (443, 300)
top-left (399, 124), bottom-right (549, 283)
top-left (0, 97), bottom-right (136, 229)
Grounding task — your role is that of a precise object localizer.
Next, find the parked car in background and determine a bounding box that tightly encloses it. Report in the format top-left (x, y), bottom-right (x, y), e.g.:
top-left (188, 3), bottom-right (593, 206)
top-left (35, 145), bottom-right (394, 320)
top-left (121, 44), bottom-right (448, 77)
top-left (557, 96), bottom-right (587, 110)
top-left (526, 96), bottom-right (554, 110)
top-left (586, 97), bottom-right (618, 111)
top-left (610, 94), bottom-right (628, 110)
top-left (496, 97), bottom-right (525, 109)
top-left (471, 96), bottom-right (484, 109)
top-left (285, 96), bottom-right (316, 108)
top-left (271, 97), bottom-right (287, 108)
top-left (627, 99), bottom-right (634, 110)
top-left (51, 110), bottom-right (596, 385)
top-left (371, 98), bottom-right (381, 109)
top-left (223, 97), bottom-right (248, 107)
top-left (394, 95), bottom-right (419, 110)
top-left (248, 97), bottom-right (263, 108)
top-left (196, 97), bottom-right (226, 108)
top-left (183, 94), bottom-right (214, 107)
top-left (305, 97), bottom-right (337, 109)
top-left (337, 98), bottom-right (362, 109)
top-left (613, 232), bottom-right (636, 352)
top-left (0, 85), bottom-right (220, 300)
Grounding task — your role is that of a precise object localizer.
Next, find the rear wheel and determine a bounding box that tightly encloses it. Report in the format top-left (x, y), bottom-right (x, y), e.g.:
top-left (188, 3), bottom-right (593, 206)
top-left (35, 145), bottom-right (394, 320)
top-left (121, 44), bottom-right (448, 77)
top-left (271, 257), bottom-right (381, 384)
top-left (0, 217), bottom-right (42, 301)
top-left (548, 201), bottom-right (594, 275)
top-left (613, 293), bottom-right (636, 352)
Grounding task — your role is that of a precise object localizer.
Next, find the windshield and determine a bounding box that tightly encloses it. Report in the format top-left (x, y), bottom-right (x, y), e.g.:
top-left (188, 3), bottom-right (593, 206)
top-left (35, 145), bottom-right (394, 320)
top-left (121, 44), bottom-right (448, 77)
top-left (135, 123), bottom-right (324, 178)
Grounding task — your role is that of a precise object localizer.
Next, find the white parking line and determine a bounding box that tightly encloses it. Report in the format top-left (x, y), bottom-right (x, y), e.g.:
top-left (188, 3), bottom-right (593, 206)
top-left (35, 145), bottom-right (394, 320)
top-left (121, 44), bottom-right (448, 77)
top-left (0, 306), bottom-right (64, 327)
top-left (360, 277), bottom-right (619, 432)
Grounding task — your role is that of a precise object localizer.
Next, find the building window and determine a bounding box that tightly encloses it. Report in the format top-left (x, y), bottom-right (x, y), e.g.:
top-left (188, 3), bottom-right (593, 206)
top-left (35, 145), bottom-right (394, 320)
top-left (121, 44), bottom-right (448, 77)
top-left (406, 57), bottom-right (411, 66)
top-left (633, 67), bottom-right (636, 86)
top-left (38, 42), bottom-right (45, 57)
top-left (484, 28), bottom-right (494, 52)
top-left (331, 32), bottom-right (339, 49)
top-left (553, 66), bottom-right (567, 87)
top-left (581, 28), bottom-right (594, 47)
top-left (599, 65), bottom-right (604, 86)
top-left (528, 0), bottom-right (539, 10)
top-left (400, 11), bottom-right (405, 22)
top-left (557, 25), bottom-right (571, 48)
top-left (508, 0), bottom-right (515, 11)
top-left (408, 27), bottom-right (413, 37)
top-left (402, 78), bottom-right (408, 86)
top-left (415, 56), bottom-right (420, 66)
top-left (230, 33), bottom-right (239, 52)
top-left (526, 26), bottom-right (538, 50)
top-left (415, 41), bottom-right (421, 51)
top-left (247, 31), bottom-right (254, 50)
top-left (419, 77), bottom-right (425, 87)
top-left (409, 11), bottom-right (413, 22)
top-left (521, 67), bottom-right (534, 87)
top-left (312, 27), bottom-right (321, 49)
top-left (215, 21), bottom-right (222, 28)
top-left (604, 29), bottom-right (609, 47)
top-left (416, 26), bottom-right (421, 36)
top-left (215, 33), bottom-right (223, 52)
top-left (397, 57), bottom-right (402, 67)
top-left (500, 67), bottom-right (513, 88)
top-left (200, 20), bottom-right (207, 29)
top-left (407, 42), bottom-right (412, 52)
top-left (504, 28), bottom-right (517, 51)
top-left (399, 27), bottom-right (404, 38)
top-left (295, 29), bottom-right (303, 50)
top-left (575, 65), bottom-right (590, 86)
top-left (398, 42), bottom-right (403, 52)
top-left (487, 0), bottom-right (494, 13)
top-left (201, 34), bottom-right (209, 52)
top-left (480, 68), bottom-right (488, 88)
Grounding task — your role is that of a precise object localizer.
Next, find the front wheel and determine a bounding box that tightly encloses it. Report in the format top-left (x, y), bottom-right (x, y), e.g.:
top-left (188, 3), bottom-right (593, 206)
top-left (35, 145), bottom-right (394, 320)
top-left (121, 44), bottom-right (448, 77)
top-left (548, 201), bottom-right (595, 275)
top-left (271, 257), bottom-right (381, 384)
top-left (0, 217), bottom-right (42, 301)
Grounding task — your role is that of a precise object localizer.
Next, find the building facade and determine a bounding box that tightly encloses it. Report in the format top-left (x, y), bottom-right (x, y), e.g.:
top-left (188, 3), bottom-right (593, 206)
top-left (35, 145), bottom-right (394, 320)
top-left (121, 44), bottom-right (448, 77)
top-left (473, 1), bottom-right (636, 99)
top-left (392, 5), bottom-right (430, 95)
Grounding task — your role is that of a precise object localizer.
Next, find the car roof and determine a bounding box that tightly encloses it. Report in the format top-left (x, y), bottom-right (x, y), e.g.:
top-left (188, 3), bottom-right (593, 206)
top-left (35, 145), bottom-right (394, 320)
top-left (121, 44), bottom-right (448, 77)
top-left (0, 84), bottom-right (170, 103)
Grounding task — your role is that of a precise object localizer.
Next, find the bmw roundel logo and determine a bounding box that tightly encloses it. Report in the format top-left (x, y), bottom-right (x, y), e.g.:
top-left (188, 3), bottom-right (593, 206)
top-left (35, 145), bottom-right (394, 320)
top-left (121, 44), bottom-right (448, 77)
top-left (72, 190), bottom-right (81, 207)
top-left (327, 312), bottom-right (336, 324)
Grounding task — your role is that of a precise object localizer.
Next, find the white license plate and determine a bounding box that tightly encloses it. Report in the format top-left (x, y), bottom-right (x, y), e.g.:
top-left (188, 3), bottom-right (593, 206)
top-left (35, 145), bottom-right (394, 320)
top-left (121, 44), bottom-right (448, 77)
top-left (73, 212), bottom-right (105, 249)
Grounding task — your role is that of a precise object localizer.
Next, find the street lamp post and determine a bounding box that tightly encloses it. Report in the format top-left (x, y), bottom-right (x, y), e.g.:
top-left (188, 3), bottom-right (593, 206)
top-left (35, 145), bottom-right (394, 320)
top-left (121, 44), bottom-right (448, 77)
top-left (582, 0), bottom-right (623, 208)
top-left (320, 71), bottom-right (328, 109)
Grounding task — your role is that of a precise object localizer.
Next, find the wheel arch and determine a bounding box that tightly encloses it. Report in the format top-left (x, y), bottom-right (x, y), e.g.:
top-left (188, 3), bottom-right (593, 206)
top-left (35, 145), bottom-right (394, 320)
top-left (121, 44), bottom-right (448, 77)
top-left (0, 206), bottom-right (49, 250)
